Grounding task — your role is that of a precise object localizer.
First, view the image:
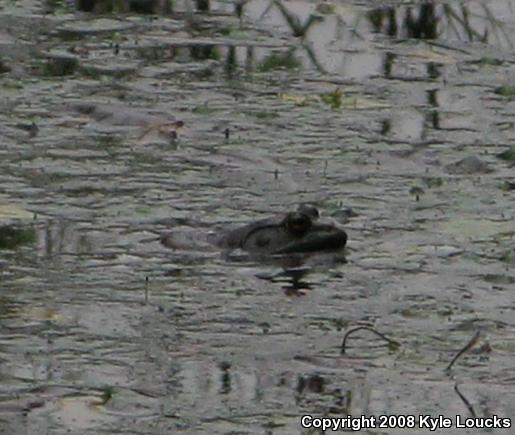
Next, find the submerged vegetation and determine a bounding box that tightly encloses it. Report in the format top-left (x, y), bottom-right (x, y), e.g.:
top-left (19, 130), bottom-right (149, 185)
top-left (0, 225), bottom-right (36, 249)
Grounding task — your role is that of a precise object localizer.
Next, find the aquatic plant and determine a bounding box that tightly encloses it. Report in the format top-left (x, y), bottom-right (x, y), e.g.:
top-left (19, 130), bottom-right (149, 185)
top-left (258, 50), bottom-right (301, 72)
top-left (0, 225), bottom-right (37, 249)
top-left (495, 85), bottom-right (515, 98)
top-left (497, 146), bottom-right (515, 163)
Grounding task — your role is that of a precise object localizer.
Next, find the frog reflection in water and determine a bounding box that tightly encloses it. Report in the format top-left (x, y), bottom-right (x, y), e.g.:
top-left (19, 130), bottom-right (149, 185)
top-left (214, 205), bottom-right (347, 256)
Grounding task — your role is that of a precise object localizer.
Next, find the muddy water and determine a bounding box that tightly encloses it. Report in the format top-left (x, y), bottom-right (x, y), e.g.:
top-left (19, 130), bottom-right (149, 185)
top-left (1, 1), bottom-right (515, 434)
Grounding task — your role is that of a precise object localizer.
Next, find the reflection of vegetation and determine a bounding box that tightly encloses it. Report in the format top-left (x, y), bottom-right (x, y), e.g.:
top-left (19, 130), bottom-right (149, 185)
top-left (368, 4), bottom-right (437, 39)
top-left (272, 0), bottom-right (323, 38)
top-left (496, 146), bottom-right (515, 163)
top-left (235, 0), bottom-right (246, 19)
top-left (383, 52), bottom-right (396, 78)
top-left (442, 4), bottom-right (486, 43)
top-left (409, 4), bottom-right (438, 39)
top-left (257, 1), bottom-right (326, 73)
top-left (367, 3), bottom-right (513, 46)
top-left (368, 7), bottom-right (398, 37)
top-left (190, 44), bottom-right (220, 61)
top-left (225, 45), bottom-right (236, 75)
top-left (258, 50), bottom-right (301, 72)
top-left (426, 62), bottom-right (441, 79)
top-left (301, 43), bottom-right (326, 74)
top-left (0, 225), bottom-right (37, 249)
top-left (494, 86), bottom-right (515, 99)
top-left (196, 0), bottom-right (209, 12)
top-left (76, 0), bottom-right (170, 13)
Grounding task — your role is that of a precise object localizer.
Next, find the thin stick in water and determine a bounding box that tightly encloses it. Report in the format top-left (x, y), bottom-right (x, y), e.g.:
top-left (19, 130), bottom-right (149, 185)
top-left (446, 330), bottom-right (481, 371)
top-left (454, 383), bottom-right (476, 418)
top-left (341, 326), bottom-right (400, 355)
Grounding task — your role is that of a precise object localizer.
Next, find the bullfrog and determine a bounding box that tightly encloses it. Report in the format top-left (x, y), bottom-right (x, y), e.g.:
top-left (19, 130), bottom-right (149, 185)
top-left (215, 205), bottom-right (347, 255)
top-left (160, 205), bottom-right (347, 258)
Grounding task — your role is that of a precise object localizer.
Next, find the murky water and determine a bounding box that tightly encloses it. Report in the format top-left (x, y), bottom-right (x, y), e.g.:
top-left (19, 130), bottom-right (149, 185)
top-left (1, 0), bottom-right (514, 434)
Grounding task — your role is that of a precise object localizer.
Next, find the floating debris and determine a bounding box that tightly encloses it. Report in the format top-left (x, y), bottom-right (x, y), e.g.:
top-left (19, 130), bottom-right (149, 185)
top-left (330, 207), bottom-right (358, 223)
top-left (409, 186), bottom-right (425, 201)
top-left (42, 51), bottom-right (79, 76)
top-left (445, 155), bottom-right (492, 174)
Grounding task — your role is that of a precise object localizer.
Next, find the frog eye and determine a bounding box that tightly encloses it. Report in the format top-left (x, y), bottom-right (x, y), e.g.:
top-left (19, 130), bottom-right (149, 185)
top-left (297, 204), bottom-right (319, 220)
top-left (285, 212), bottom-right (312, 236)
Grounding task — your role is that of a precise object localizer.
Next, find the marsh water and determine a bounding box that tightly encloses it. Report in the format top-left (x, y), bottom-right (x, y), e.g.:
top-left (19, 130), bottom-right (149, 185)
top-left (1, 0), bottom-right (515, 434)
